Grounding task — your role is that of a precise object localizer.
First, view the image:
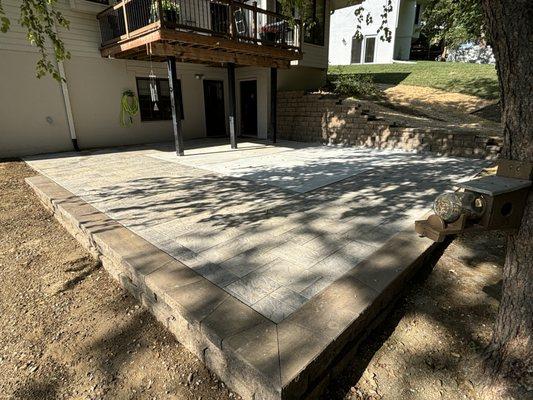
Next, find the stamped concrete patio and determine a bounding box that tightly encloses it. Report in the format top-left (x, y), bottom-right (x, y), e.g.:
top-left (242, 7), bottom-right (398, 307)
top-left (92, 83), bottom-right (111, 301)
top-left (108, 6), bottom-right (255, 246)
top-left (25, 139), bottom-right (488, 399)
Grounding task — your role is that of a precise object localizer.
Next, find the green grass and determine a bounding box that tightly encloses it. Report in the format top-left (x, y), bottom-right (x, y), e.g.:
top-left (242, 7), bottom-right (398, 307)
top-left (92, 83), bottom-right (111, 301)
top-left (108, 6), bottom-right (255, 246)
top-left (328, 61), bottom-right (499, 100)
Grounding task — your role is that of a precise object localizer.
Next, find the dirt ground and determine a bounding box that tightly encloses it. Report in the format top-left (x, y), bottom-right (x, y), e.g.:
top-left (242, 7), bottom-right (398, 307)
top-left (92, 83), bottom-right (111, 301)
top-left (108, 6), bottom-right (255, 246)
top-left (0, 161), bottom-right (527, 400)
top-left (369, 84), bottom-right (502, 136)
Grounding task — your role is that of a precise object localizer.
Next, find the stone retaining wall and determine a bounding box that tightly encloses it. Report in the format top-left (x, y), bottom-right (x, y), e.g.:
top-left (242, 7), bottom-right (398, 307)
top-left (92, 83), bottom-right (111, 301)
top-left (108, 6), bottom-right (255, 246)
top-left (277, 91), bottom-right (502, 159)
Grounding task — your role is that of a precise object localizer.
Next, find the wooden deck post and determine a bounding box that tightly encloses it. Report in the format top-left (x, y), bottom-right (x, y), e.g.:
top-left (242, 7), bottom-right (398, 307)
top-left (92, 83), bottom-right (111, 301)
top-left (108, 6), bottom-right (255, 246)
top-left (270, 67), bottom-right (277, 144)
top-left (167, 56), bottom-right (185, 156)
top-left (227, 62), bottom-right (237, 149)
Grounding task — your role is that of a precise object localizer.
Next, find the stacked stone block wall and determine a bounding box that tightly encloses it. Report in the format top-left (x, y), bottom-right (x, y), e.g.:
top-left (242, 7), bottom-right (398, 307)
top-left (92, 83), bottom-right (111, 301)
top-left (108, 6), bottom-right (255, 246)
top-left (277, 91), bottom-right (502, 159)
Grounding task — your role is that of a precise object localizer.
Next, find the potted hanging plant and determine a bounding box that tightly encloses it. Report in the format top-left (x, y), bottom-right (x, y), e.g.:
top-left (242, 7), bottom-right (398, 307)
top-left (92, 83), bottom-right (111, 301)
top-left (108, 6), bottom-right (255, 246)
top-left (150, 0), bottom-right (180, 25)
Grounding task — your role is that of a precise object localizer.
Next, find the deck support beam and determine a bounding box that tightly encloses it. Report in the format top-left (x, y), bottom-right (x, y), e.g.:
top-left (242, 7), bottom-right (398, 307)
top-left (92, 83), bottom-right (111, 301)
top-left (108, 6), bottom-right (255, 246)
top-left (270, 67), bottom-right (277, 144)
top-left (167, 56), bottom-right (184, 156)
top-left (227, 62), bottom-right (237, 149)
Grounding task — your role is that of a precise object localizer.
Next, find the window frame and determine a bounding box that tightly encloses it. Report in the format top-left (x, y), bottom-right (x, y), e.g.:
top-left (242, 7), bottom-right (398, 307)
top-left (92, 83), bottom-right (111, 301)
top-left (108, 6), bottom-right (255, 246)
top-left (363, 36), bottom-right (376, 63)
top-left (136, 77), bottom-right (184, 122)
top-left (414, 3), bottom-right (421, 25)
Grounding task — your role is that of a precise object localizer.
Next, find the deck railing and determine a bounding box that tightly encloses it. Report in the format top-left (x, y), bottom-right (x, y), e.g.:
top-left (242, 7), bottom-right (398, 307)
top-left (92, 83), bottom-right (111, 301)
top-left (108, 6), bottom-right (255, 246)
top-left (97, 0), bottom-right (303, 51)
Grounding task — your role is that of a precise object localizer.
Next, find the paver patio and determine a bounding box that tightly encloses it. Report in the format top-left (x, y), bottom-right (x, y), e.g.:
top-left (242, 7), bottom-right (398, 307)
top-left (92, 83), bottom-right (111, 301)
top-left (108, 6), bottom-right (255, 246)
top-left (25, 139), bottom-right (489, 399)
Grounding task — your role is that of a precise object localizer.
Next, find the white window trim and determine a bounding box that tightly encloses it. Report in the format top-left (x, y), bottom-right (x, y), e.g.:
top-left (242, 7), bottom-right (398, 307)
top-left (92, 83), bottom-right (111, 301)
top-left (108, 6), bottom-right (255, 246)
top-left (362, 35), bottom-right (377, 64)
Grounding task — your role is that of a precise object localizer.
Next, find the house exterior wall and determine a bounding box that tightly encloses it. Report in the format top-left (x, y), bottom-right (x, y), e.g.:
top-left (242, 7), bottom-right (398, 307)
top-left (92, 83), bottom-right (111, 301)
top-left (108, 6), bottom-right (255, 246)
top-left (328, 0), bottom-right (420, 65)
top-left (0, 50), bottom-right (73, 157)
top-left (0, 0), bottom-right (332, 157)
top-left (393, 0), bottom-right (418, 60)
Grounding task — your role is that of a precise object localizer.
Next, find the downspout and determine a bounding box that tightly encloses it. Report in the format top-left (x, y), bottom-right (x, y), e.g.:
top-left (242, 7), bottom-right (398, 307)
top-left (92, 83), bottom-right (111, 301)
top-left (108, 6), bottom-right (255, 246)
top-left (57, 60), bottom-right (80, 151)
top-left (51, 14), bottom-right (79, 152)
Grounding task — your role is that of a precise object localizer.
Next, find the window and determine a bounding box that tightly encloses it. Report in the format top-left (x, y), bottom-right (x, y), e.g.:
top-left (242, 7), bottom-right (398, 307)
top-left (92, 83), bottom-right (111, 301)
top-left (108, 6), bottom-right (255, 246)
top-left (302, 0), bottom-right (325, 46)
top-left (136, 77), bottom-right (184, 121)
top-left (351, 37), bottom-right (362, 64)
top-left (414, 3), bottom-right (421, 25)
top-left (86, 0), bottom-right (109, 4)
top-left (364, 37), bottom-right (376, 63)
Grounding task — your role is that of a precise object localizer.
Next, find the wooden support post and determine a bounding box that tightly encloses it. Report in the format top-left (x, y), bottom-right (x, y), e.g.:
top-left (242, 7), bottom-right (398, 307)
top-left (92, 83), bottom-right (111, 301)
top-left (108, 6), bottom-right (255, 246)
top-left (227, 62), bottom-right (237, 149)
top-left (270, 67), bottom-right (277, 144)
top-left (167, 56), bottom-right (185, 156)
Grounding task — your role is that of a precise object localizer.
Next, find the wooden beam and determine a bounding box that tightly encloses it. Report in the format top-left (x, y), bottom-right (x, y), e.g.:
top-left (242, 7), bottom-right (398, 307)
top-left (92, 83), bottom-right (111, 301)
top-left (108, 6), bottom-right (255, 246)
top-left (150, 42), bottom-right (289, 68)
top-left (158, 29), bottom-right (301, 60)
top-left (227, 63), bottom-right (237, 149)
top-left (101, 28), bottom-right (161, 57)
top-left (167, 57), bottom-right (185, 156)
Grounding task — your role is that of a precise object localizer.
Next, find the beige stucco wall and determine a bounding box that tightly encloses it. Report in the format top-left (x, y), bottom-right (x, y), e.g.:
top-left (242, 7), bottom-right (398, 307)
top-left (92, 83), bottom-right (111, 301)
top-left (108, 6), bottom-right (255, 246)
top-left (0, 51), bottom-right (242, 158)
top-left (0, 50), bottom-right (73, 158)
top-left (278, 66), bottom-right (327, 91)
top-left (63, 58), bottom-right (234, 150)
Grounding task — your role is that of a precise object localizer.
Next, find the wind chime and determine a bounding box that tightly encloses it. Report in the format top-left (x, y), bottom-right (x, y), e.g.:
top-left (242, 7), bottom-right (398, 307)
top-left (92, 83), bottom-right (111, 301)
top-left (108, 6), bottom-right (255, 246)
top-left (148, 43), bottom-right (159, 112)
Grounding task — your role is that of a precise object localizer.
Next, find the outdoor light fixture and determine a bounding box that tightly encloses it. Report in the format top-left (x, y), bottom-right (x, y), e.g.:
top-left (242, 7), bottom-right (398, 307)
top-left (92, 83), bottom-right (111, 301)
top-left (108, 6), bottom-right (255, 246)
top-left (433, 192), bottom-right (485, 223)
top-left (415, 160), bottom-right (532, 242)
top-left (195, 74), bottom-right (204, 80)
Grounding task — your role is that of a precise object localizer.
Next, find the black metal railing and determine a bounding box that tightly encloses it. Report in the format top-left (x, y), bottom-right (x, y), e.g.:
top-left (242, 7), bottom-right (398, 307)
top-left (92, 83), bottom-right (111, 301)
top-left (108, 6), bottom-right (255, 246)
top-left (97, 0), bottom-right (302, 51)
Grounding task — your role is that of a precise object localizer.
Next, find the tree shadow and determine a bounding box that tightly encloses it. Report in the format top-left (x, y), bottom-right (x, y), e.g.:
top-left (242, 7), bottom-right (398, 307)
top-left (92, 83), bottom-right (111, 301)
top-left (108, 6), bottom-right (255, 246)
top-left (329, 72), bottom-right (412, 86)
top-left (24, 140), bottom-right (506, 398)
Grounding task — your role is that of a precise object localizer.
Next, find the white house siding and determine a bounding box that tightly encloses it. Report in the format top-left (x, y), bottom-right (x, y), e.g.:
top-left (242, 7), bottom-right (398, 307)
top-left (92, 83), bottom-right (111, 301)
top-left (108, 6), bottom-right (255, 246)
top-left (328, 0), bottom-right (421, 65)
top-left (329, 0), bottom-right (402, 65)
top-left (393, 0), bottom-right (417, 60)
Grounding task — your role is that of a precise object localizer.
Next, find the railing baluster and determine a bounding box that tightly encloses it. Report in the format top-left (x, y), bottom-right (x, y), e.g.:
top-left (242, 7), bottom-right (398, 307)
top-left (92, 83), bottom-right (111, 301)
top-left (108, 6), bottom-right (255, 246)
top-left (122, 1), bottom-right (130, 38)
top-left (97, 0), bottom-right (302, 52)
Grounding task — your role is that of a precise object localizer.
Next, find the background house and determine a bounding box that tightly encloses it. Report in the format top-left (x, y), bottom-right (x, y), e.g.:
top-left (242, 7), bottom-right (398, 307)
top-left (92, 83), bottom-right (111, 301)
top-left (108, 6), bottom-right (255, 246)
top-left (0, 0), bottom-right (336, 158)
top-left (328, 0), bottom-right (423, 65)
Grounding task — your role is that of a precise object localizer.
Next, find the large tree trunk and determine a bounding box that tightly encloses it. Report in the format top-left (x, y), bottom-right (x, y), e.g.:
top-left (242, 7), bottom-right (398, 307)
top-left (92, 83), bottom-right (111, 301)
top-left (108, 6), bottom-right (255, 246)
top-left (480, 0), bottom-right (533, 381)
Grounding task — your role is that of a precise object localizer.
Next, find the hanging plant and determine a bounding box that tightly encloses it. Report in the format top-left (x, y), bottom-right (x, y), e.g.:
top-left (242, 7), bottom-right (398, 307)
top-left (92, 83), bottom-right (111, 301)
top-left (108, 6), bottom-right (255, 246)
top-left (120, 90), bottom-right (139, 127)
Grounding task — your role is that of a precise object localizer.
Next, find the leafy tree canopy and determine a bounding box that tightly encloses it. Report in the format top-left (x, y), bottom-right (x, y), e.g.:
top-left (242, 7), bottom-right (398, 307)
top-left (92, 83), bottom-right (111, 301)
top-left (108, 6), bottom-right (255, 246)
top-left (0, 0), bottom-right (70, 80)
top-left (420, 0), bottom-right (485, 48)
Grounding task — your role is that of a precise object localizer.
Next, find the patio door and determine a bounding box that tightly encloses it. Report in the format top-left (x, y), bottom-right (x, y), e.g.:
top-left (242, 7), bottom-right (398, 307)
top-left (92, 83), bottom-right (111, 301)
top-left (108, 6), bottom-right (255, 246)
top-left (203, 80), bottom-right (227, 137)
top-left (364, 36), bottom-right (376, 63)
top-left (240, 80), bottom-right (257, 137)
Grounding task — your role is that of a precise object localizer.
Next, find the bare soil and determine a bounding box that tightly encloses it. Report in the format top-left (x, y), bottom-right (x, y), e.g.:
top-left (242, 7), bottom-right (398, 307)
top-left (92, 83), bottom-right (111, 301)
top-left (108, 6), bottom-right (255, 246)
top-left (0, 161), bottom-right (527, 400)
top-left (369, 84), bottom-right (502, 136)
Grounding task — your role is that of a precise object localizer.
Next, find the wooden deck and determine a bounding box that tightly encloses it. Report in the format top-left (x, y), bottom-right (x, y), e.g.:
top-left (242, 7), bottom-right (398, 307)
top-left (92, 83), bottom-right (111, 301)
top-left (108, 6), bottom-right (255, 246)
top-left (97, 0), bottom-right (303, 68)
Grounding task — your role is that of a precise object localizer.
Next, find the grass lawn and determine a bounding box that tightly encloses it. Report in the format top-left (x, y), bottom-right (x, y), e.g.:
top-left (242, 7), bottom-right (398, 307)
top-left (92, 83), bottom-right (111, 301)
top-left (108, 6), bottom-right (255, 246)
top-left (328, 61), bottom-right (499, 100)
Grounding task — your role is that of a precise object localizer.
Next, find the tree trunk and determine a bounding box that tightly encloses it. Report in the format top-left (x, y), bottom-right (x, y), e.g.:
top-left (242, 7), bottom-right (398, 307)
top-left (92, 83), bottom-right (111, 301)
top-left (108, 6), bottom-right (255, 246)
top-left (480, 0), bottom-right (533, 381)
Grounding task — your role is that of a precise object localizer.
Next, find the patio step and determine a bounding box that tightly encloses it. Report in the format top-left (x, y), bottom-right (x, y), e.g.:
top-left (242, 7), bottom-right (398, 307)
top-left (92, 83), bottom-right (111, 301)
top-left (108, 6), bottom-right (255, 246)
top-left (26, 174), bottom-right (442, 400)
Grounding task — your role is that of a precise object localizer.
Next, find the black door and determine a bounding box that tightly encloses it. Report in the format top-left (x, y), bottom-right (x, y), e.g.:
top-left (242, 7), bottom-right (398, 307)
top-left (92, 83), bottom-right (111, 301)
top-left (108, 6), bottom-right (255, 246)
top-left (240, 80), bottom-right (257, 137)
top-left (203, 80), bottom-right (227, 137)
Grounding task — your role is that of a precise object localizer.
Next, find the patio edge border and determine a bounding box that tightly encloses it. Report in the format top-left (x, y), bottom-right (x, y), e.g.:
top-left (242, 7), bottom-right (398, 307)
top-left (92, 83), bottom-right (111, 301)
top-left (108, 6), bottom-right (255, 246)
top-left (25, 173), bottom-right (445, 400)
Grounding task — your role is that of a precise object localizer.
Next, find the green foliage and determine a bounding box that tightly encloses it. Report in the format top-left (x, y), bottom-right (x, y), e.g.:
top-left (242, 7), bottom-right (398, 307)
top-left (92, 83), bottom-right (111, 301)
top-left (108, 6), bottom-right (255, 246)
top-left (329, 72), bottom-right (378, 98)
top-left (0, 1), bottom-right (10, 32)
top-left (421, 0), bottom-right (485, 49)
top-left (0, 0), bottom-right (71, 81)
top-left (329, 61), bottom-right (499, 100)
